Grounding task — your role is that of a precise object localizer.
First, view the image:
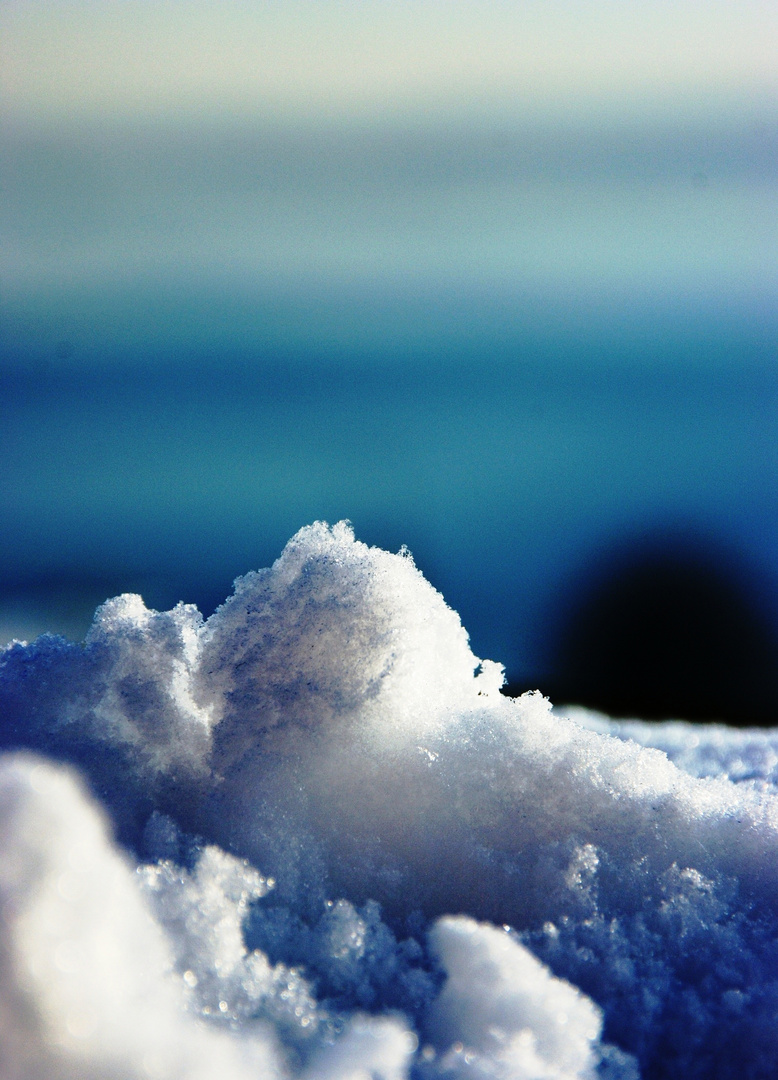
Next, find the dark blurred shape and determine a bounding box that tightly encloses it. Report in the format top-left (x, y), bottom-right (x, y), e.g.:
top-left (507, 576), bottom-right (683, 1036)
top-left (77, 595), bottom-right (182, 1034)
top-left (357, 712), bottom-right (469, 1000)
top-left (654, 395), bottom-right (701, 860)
top-left (520, 538), bottom-right (778, 725)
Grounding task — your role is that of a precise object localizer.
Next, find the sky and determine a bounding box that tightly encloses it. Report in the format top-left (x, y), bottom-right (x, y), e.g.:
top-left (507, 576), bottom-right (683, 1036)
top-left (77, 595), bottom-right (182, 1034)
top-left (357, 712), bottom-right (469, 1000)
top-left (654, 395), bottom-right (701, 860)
top-left (3, 1), bottom-right (777, 126)
top-left (1, 1), bottom-right (776, 364)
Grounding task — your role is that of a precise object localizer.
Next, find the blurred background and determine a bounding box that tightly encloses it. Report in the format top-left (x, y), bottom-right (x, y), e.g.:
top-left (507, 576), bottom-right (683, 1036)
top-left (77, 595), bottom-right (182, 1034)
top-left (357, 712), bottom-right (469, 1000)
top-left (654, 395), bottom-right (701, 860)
top-left (1, 1), bottom-right (777, 722)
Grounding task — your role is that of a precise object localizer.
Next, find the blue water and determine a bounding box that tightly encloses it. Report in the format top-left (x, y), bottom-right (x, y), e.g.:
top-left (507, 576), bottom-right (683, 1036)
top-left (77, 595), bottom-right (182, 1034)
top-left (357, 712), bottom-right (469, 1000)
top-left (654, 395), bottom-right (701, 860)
top-left (3, 299), bottom-right (777, 684)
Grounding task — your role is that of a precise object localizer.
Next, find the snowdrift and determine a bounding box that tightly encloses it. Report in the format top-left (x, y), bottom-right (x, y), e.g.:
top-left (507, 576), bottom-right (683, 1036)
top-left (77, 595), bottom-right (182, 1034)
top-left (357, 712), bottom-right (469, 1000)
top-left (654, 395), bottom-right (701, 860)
top-left (2, 522), bottom-right (778, 1079)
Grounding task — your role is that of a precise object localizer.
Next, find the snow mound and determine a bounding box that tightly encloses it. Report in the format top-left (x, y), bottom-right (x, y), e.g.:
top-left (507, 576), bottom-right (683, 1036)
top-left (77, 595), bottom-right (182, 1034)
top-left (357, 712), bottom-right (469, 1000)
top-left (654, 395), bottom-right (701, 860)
top-left (2, 521), bottom-right (778, 1078)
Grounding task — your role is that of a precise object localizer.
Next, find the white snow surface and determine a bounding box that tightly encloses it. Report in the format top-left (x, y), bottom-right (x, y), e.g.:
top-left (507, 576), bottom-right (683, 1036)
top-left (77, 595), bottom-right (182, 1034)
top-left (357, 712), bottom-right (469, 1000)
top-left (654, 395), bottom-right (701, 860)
top-left (2, 521), bottom-right (778, 1079)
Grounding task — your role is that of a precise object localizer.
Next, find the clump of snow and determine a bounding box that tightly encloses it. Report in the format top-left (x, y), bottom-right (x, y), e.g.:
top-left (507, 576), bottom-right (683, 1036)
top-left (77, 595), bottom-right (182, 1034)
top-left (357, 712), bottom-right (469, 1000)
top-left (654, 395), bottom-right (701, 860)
top-left (0, 754), bottom-right (282, 1080)
top-left (428, 916), bottom-right (603, 1080)
top-left (2, 521), bottom-right (778, 1078)
top-left (303, 1016), bottom-right (416, 1080)
top-left (85, 593), bottom-right (212, 775)
top-left (196, 519), bottom-right (503, 769)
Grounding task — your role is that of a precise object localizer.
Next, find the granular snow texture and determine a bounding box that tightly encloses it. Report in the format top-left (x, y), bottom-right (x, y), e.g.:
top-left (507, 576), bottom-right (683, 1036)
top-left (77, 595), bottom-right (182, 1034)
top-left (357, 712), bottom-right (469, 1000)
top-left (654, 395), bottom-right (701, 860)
top-left (1, 521), bottom-right (778, 1079)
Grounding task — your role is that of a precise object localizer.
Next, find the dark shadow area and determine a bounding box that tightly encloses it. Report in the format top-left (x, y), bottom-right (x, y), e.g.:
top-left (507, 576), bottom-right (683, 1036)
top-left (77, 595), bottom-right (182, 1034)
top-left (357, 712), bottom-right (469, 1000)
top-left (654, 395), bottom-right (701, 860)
top-left (506, 536), bottom-right (778, 726)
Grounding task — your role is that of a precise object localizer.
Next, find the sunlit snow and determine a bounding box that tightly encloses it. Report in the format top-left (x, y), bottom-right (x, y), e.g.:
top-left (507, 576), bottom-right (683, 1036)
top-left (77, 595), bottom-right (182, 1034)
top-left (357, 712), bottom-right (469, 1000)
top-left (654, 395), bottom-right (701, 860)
top-left (2, 522), bottom-right (778, 1079)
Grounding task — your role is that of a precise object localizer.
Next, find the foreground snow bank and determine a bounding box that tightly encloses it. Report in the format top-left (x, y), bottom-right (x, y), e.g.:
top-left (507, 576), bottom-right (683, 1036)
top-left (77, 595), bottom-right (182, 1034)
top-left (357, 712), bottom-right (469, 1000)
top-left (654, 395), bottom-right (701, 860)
top-left (1, 522), bottom-right (777, 1078)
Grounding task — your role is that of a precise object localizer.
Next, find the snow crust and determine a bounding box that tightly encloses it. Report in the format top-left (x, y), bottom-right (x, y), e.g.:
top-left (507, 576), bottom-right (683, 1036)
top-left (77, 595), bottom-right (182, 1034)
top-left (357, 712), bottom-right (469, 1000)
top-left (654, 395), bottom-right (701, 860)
top-left (2, 521), bottom-right (778, 1078)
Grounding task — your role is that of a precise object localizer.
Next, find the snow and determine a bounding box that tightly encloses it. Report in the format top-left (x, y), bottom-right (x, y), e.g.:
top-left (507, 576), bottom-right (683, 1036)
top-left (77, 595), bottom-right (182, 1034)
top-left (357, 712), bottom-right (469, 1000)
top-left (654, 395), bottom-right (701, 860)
top-left (2, 521), bottom-right (778, 1078)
